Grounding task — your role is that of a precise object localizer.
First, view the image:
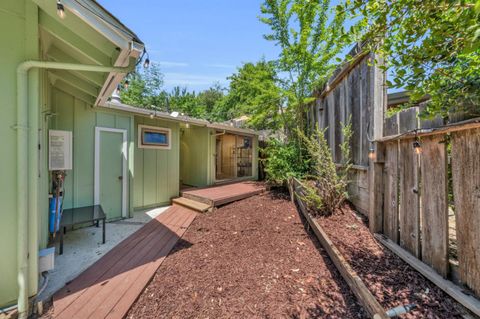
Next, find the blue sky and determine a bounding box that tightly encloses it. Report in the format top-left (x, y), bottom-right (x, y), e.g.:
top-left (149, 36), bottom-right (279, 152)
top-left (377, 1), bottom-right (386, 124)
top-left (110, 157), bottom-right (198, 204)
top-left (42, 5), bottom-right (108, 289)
top-left (98, 0), bottom-right (281, 92)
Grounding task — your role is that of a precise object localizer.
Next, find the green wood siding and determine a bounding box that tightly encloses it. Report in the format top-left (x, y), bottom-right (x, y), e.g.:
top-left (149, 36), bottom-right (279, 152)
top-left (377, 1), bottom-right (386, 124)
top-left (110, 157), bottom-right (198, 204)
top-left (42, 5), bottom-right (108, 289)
top-left (133, 117), bottom-right (180, 209)
top-left (50, 89), bottom-right (134, 216)
top-left (180, 126), bottom-right (211, 187)
top-left (0, 0), bottom-right (141, 308)
top-left (0, 0), bottom-right (43, 305)
top-left (0, 1), bottom-right (27, 306)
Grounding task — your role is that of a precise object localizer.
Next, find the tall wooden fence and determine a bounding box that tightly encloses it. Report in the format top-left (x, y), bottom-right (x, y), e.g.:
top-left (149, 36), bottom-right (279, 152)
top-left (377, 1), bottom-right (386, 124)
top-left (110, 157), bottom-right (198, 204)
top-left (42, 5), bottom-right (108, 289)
top-left (312, 45), bottom-right (480, 299)
top-left (380, 110), bottom-right (480, 296)
top-left (312, 44), bottom-right (385, 215)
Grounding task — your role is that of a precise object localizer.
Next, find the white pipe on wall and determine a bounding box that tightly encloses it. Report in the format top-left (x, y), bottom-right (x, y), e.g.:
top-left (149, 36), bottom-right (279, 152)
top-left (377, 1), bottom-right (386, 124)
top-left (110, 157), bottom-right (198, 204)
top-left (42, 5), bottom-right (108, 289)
top-left (16, 60), bottom-right (131, 318)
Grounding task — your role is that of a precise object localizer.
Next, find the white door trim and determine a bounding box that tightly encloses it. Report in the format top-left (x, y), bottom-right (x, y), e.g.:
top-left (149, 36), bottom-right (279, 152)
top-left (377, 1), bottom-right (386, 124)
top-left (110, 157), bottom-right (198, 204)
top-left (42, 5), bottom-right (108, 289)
top-left (94, 127), bottom-right (128, 218)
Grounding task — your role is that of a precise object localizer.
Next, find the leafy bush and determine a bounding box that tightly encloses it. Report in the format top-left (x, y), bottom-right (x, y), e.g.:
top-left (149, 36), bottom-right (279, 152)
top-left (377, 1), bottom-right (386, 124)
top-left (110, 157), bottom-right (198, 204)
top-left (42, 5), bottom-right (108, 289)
top-left (298, 119), bottom-right (352, 216)
top-left (262, 137), bottom-right (309, 186)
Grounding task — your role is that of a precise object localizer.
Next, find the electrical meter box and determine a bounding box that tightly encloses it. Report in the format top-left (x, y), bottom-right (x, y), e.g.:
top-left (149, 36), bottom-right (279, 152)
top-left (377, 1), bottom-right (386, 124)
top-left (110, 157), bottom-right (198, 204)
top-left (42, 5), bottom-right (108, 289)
top-left (49, 130), bottom-right (73, 171)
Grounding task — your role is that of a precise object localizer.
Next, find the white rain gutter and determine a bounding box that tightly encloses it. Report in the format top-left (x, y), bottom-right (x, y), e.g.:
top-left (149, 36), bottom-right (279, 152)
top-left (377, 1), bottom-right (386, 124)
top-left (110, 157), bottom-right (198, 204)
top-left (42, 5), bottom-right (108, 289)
top-left (104, 102), bottom-right (260, 136)
top-left (104, 101), bottom-right (211, 126)
top-left (16, 61), bottom-right (132, 318)
top-left (207, 123), bottom-right (259, 136)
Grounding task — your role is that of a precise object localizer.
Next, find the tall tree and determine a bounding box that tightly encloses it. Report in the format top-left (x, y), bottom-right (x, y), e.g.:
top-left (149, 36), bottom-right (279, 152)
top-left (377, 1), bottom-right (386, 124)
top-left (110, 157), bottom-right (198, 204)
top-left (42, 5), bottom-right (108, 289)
top-left (197, 83), bottom-right (225, 121)
top-left (345, 0), bottom-right (480, 118)
top-left (168, 86), bottom-right (203, 118)
top-left (120, 62), bottom-right (165, 108)
top-left (215, 60), bottom-right (284, 130)
top-left (260, 0), bottom-right (347, 131)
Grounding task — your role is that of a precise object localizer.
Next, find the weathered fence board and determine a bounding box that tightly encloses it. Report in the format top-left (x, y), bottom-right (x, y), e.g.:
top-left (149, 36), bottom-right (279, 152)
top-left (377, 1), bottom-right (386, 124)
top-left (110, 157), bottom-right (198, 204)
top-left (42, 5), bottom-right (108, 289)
top-left (384, 113), bottom-right (399, 137)
top-left (360, 61), bottom-right (370, 166)
top-left (312, 43), bottom-right (480, 302)
top-left (323, 98), bottom-right (330, 148)
top-left (398, 107), bottom-right (419, 134)
top-left (334, 86), bottom-right (342, 162)
top-left (452, 128), bottom-right (480, 296)
top-left (398, 139), bottom-right (420, 257)
top-left (315, 51), bottom-right (384, 217)
top-left (383, 142), bottom-right (399, 243)
top-left (419, 103), bottom-right (444, 129)
top-left (350, 65), bottom-right (362, 165)
top-left (328, 93), bottom-right (335, 159)
top-left (420, 135), bottom-right (449, 277)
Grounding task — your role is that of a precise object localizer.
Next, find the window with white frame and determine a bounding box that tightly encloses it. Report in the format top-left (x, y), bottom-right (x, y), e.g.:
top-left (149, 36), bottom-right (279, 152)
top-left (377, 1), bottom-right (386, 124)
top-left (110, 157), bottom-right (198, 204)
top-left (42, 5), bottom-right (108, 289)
top-left (138, 125), bottom-right (171, 150)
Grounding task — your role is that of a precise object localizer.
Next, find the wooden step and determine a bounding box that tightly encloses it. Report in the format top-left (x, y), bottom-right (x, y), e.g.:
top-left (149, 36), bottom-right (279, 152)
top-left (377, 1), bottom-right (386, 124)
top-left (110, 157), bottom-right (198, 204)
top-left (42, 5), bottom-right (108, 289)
top-left (180, 192), bottom-right (214, 207)
top-left (172, 197), bottom-right (212, 213)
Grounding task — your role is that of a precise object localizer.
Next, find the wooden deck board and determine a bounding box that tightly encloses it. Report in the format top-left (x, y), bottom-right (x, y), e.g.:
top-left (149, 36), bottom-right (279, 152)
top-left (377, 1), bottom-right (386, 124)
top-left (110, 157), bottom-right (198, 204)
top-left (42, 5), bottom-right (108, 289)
top-left (58, 212), bottom-right (188, 319)
top-left (89, 211), bottom-right (194, 319)
top-left (172, 197), bottom-right (212, 212)
top-left (52, 207), bottom-right (180, 314)
top-left (52, 205), bottom-right (197, 319)
top-left (181, 181), bottom-right (265, 207)
top-left (104, 212), bottom-right (196, 319)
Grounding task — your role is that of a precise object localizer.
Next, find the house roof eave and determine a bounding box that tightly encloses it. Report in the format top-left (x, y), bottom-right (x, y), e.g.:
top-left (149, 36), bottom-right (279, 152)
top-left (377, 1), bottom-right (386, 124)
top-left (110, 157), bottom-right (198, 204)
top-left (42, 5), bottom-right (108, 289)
top-left (102, 102), bottom-right (260, 136)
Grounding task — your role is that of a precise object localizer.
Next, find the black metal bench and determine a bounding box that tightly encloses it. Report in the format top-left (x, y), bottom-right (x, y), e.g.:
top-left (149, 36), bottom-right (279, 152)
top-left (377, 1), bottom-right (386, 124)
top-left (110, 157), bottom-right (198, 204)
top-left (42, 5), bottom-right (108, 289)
top-left (58, 205), bottom-right (106, 255)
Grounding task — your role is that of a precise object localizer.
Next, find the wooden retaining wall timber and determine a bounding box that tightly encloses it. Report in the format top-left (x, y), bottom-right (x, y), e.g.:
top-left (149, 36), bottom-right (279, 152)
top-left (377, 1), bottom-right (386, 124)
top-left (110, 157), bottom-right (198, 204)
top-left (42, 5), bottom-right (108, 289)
top-left (375, 234), bottom-right (480, 317)
top-left (289, 178), bottom-right (388, 319)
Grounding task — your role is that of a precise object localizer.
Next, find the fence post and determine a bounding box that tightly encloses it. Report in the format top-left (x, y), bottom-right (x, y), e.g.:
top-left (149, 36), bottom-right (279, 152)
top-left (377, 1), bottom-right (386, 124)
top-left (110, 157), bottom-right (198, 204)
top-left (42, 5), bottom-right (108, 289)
top-left (369, 142), bottom-right (385, 233)
top-left (368, 52), bottom-right (386, 233)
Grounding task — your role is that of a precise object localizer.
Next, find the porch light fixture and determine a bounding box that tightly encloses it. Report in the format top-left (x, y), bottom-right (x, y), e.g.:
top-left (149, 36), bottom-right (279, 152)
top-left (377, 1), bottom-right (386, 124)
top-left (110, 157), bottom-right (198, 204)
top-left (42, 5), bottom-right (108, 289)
top-left (123, 80), bottom-right (129, 89)
top-left (413, 130), bottom-right (422, 155)
top-left (139, 48), bottom-right (150, 68)
top-left (143, 57), bottom-right (150, 68)
top-left (413, 139), bottom-right (422, 154)
top-left (368, 147), bottom-right (376, 160)
top-left (143, 49), bottom-right (150, 68)
top-left (57, 0), bottom-right (66, 19)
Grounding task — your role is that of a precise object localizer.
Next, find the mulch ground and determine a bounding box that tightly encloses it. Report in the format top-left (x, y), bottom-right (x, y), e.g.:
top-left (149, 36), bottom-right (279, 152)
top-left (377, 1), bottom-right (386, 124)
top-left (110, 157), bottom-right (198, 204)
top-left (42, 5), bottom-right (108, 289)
top-left (127, 191), bottom-right (366, 318)
top-left (316, 204), bottom-right (468, 319)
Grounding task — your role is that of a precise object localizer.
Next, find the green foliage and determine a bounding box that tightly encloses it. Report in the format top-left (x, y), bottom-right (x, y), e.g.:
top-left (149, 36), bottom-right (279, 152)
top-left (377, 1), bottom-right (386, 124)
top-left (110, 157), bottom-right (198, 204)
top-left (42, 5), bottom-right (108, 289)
top-left (119, 63), bottom-right (225, 120)
top-left (120, 63), bottom-right (165, 108)
top-left (260, 0), bottom-right (348, 130)
top-left (216, 59), bottom-right (282, 129)
top-left (298, 118), bottom-right (352, 216)
top-left (262, 137), bottom-right (309, 185)
top-left (167, 85), bottom-right (225, 119)
top-left (215, 60), bottom-right (284, 130)
top-left (197, 83), bottom-right (225, 121)
top-left (338, 115), bottom-right (353, 181)
top-left (344, 0), bottom-right (480, 118)
top-left (118, 60), bottom-right (284, 130)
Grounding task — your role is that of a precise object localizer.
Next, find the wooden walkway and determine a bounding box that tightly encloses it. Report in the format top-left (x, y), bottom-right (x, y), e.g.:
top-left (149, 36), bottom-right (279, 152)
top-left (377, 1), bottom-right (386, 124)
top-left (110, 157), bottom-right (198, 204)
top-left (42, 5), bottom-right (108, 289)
top-left (181, 181), bottom-right (265, 207)
top-left (52, 205), bottom-right (197, 319)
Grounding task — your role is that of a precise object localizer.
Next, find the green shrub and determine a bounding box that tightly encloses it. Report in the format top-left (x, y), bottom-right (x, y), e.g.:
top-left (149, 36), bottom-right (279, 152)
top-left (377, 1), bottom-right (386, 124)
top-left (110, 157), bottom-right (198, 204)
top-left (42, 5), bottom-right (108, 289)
top-left (298, 119), bottom-right (352, 216)
top-left (262, 137), bottom-right (308, 186)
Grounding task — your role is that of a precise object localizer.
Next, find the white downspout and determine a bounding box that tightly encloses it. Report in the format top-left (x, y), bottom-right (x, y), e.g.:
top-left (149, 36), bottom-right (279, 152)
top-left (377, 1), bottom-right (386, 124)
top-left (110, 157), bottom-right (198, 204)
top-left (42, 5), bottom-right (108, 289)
top-left (16, 60), bottom-right (131, 318)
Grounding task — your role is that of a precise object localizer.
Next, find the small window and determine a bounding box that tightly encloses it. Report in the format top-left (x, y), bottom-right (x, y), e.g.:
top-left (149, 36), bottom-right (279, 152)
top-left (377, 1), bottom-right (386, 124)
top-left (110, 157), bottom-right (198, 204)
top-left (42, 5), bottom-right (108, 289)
top-left (138, 125), bottom-right (171, 149)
